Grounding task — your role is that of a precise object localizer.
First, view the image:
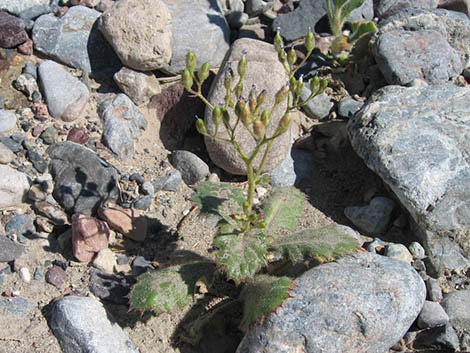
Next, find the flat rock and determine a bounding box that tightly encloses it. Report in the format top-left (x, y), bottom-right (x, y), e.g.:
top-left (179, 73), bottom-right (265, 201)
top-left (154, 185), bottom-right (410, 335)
top-left (204, 38), bottom-right (290, 175)
top-left (0, 11), bottom-right (28, 48)
top-left (0, 110), bottom-right (17, 133)
top-left (39, 60), bottom-right (89, 122)
top-left (99, 0), bottom-right (172, 71)
top-left (0, 0), bottom-right (51, 16)
top-left (49, 296), bottom-right (139, 353)
top-left (33, 5), bottom-right (119, 73)
top-left (47, 142), bottom-right (119, 215)
top-left (442, 290), bottom-right (470, 333)
top-left (273, 0), bottom-right (374, 41)
top-left (374, 0), bottom-right (439, 18)
top-left (161, 0), bottom-right (229, 74)
top-left (0, 165), bottom-right (30, 209)
top-left (348, 84), bottom-right (470, 272)
top-left (113, 67), bottom-right (161, 106)
top-left (99, 94), bottom-right (147, 159)
top-left (237, 252), bottom-right (426, 353)
top-left (89, 269), bottom-right (133, 305)
top-left (0, 236), bottom-right (25, 262)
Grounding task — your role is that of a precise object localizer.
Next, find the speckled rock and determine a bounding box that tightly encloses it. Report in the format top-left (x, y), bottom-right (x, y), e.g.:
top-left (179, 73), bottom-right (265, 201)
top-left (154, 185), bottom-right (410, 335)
top-left (204, 38), bottom-right (290, 175)
top-left (99, 0), bottom-right (172, 71)
top-left (442, 290), bottom-right (470, 333)
top-left (0, 11), bottom-right (28, 48)
top-left (113, 67), bottom-right (161, 106)
top-left (0, 165), bottom-right (30, 209)
top-left (237, 252), bottom-right (426, 353)
top-left (374, 0), bottom-right (439, 18)
top-left (348, 84), bottom-right (470, 273)
top-left (0, 0), bottom-right (51, 16)
top-left (49, 296), bottom-right (139, 353)
top-left (38, 60), bottom-right (89, 122)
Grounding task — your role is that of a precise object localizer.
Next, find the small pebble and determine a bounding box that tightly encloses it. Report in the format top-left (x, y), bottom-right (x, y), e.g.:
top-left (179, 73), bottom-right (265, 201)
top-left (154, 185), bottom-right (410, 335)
top-left (426, 277), bottom-right (443, 302)
top-left (408, 242), bottom-right (426, 260)
top-left (19, 267), bottom-right (31, 283)
top-left (34, 267), bottom-right (44, 281)
top-left (385, 243), bottom-right (413, 263)
top-left (45, 266), bottom-right (66, 288)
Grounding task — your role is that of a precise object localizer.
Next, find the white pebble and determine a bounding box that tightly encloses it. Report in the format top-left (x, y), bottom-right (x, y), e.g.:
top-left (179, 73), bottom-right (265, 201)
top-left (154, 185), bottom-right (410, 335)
top-left (19, 267), bottom-right (31, 283)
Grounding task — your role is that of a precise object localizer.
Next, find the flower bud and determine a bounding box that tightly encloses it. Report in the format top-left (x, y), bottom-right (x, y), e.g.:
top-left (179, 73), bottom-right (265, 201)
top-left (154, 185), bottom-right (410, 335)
top-left (319, 79), bottom-right (328, 93)
top-left (235, 82), bottom-right (244, 98)
top-left (310, 76), bottom-right (320, 94)
top-left (305, 31), bottom-right (315, 53)
top-left (196, 118), bottom-right (207, 135)
top-left (198, 62), bottom-right (211, 83)
top-left (274, 30), bottom-right (284, 53)
top-left (260, 110), bottom-right (270, 127)
top-left (222, 109), bottom-right (231, 125)
top-left (287, 47), bottom-right (297, 67)
top-left (278, 49), bottom-right (287, 63)
top-left (253, 120), bottom-right (266, 139)
top-left (278, 113), bottom-right (291, 133)
top-left (249, 89), bottom-right (257, 112)
top-left (296, 76), bottom-right (304, 96)
top-left (238, 54), bottom-right (247, 78)
top-left (236, 99), bottom-right (251, 126)
top-left (289, 76), bottom-right (297, 93)
top-left (256, 89), bottom-right (267, 107)
top-left (275, 84), bottom-right (289, 105)
top-left (182, 69), bottom-right (193, 91)
top-left (212, 106), bottom-right (223, 126)
top-left (186, 52), bottom-right (197, 72)
top-left (224, 68), bottom-right (233, 90)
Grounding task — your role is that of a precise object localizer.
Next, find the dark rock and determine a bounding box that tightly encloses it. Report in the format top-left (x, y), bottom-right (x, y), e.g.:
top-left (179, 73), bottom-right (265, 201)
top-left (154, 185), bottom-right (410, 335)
top-left (49, 296), bottom-right (139, 353)
top-left (0, 296), bottom-right (35, 315)
top-left (0, 136), bottom-right (22, 152)
top-left (129, 173), bottom-right (144, 185)
top-left (45, 266), bottom-right (66, 288)
top-left (132, 256), bottom-right (152, 275)
top-left (413, 324), bottom-right (460, 351)
top-left (28, 150), bottom-right (48, 173)
top-left (0, 11), bottom-right (28, 49)
top-left (89, 268), bottom-right (134, 305)
top-left (5, 214), bottom-right (35, 238)
top-left (47, 142), bottom-right (119, 215)
top-left (0, 236), bottom-right (25, 262)
top-left (133, 195), bottom-right (152, 210)
top-left (171, 150), bottom-right (210, 185)
top-left (40, 126), bottom-right (58, 144)
top-left (417, 301), bottom-right (449, 328)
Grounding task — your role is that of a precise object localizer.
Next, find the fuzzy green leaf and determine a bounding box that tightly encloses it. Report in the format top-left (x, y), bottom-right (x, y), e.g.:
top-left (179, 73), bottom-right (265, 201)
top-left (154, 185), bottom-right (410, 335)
top-left (262, 187), bottom-right (305, 238)
top-left (193, 181), bottom-right (244, 222)
top-left (271, 226), bottom-right (359, 264)
top-left (129, 262), bottom-right (216, 313)
top-left (214, 231), bottom-right (268, 284)
top-left (339, 0), bottom-right (366, 20)
top-left (240, 275), bottom-right (294, 329)
top-left (349, 21), bottom-right (378, 43)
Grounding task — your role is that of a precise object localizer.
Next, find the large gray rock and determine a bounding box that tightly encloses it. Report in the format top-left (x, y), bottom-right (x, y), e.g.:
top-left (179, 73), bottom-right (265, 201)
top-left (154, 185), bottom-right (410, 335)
top-left (0, 110), bottom-right (17, 133)
top-left (374, 0), bottom-right (439, 18)
top-left (0, 165), bottom-right (30, 209)
top-left (272, 0), bottom-right (374, 41)
top-left (170, 150), bottom-right (210, 185)
top-left (237, 252), bottom-right (426, 353)
top-left (99, 94), bottom-right (147, 159)
top-left (49, 296), bottom-right (139, 353)
top-left (161, 0), bottom-right (230, 74)
top-left (0, 0), bottom-right (50, 16)
top-left (374, 29), bottom-right (462, 85)
top-left (204, 38), bottom-right (290, 175)
top-left (47, 142), bottom-right (119, 215)
top-left (39, 60), bottom-right (89, 122)
top-left (442, 290), bottom-right (470, 334)
top-left (348, 84), bottom-right (470, 273)
top-left (99, 0), bottom-right (172, 71)
top-left (33, 6), bottom-right (119, 73)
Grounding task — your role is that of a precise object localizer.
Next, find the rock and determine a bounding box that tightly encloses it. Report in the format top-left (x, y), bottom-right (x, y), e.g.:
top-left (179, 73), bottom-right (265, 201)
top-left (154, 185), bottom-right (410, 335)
top-left (227, 11), bottom-right (248, 29)
top-left (49, 296), bottom-right (139, 353)
top-left (92, 248), bottom-right (116, 274)
top-left (442, 290), bottom-right (470, 333)
top-left (5, 214), bottom-right (35, 238)
top-left (98, 203), bottom-right (147, 242)
top-left (33, 5), bottom-right (119, 73)
top-left (245, 0), bottom-right (272, 17)
top-left (99, 94), bottom-right (147, 159)
top-left (17, 39), bottom-right (33, 55)
top-left (344, 196), bottom-right (396, 235)
top-left (0, 165), bottom-right (30, 209)
top-left (439, 0), bottom-right (470, 15)
top-left (133, 195), bottom-right (152, 210)
top-left (161, 0), bottom-right (230, 74)
top-left (34, 201), bottom-right (68, 225)
top-left (409, 241), bottom-right (426, 260)
top-left (338, 97), bottom-right (363, 119)
top-left (417, 301), bottom-right (449, 329)
top-left (45, 266), bottom-right (66, 288)
top-left (28, 150), bottom-right (48, 173)
top-left (152, 170), bottom-right (182, 192)
top-left (385, 243), bottom-right (414, 263)
top-left (0, 11), bottom-right (28, 48)
top-left (270, 148), bottom-right (314, 187)
top-left (0, 236), bottom-right (25, 262)
top-left (19, 267), bottom-right (31, 283)
top-left (300, 89), bottom-right (333, 120)
top-left (348, 84), bottom-right (470, 272)
top-left (0, 296), bottom-right (35, 315)
top-left (0, 110), bottom-right (17, 133)
top-left (67, 126), bottom-right (89, 144)
top-left (99, 0), bottom-right (172, 71)
top-left (375, 0), bottom-right (439, 18)
top-left (47, 142), bottom-right (119, 215)
top-left (0, 0), bottom-right (51, 16)
top-left (72, 214), bottom-right (109, 262)
top-left (132, 255), bottom-right (153, 275)
top-left (413, 324), bottom-right (460, 351)
top-left (140, 181), bottom-right (154, 196)
top-left (170, 150), bottom-right (210, 185)
top-left (236, 252), bottom-right (426, 353)
top-left (13, 73), bottom-right (40, 99)
top-left (426, 277), bottom-right (443, 302)
top-left (38, 61), bottom-right (89, 122)
top-left (89, 269), bottom-right (133, 305)
top-left (113, 67), bottom-right (161, 106)
top-left (204, 38), bottom-right (291, 175)
top-left (40, 126), bottom-right (58, 144)
top-left (0, 142), bottom-right (15, 164)
top-left (272, 0), bottom-right (374, 41)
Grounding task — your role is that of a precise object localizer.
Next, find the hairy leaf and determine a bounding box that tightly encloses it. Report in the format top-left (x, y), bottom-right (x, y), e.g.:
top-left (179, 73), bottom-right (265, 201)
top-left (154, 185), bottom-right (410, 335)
top-left (240, 275), bottom-right (294, 329)
top-left (129, 262), bottom-right (216, 313)
top-left (193, 181), bottom-right (244, 222)
top-left (349, 21), bottom-right (377, 43)
top-left (271, 226), bottom-right (359, 264)
top-left (214, 231), bottom-right (268, 284)
top-left (262, 187), bottom-right (305, 238)
top-left (340, 0), bottom-right (366, 20)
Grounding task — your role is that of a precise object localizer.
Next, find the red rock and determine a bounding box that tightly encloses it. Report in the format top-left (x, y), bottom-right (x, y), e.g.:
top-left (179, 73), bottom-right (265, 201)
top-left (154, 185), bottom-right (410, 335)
top-left (45, 266), bottom-right (66, 288)
top-left (0, 12), bottom-right (28, 49)
top-left (32, 103), bottom-right (49, 121)
top-left (67, 127), bottom-right (89, 144)
top-left (98, 204), bottom-right (147, 242)
top-left (72, 214), bottom-right (109, 262)
top-left (17, 39), bottom-right (33, 56)
top-left (32, 125), bottom-right (44, 137)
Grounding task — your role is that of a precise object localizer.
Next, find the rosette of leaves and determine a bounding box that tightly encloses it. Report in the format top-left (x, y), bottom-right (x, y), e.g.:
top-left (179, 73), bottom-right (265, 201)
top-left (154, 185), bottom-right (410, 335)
top-left (326, 0), bottom-right (378, 63)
